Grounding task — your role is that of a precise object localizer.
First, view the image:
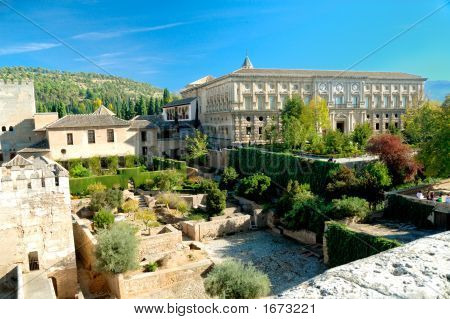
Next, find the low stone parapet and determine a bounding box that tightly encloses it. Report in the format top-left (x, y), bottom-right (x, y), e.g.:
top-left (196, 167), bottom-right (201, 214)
top-left (138, 225), bottom-right (182, 261)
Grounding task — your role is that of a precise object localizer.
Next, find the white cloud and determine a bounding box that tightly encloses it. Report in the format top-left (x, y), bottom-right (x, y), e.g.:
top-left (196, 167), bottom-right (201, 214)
top-left (0, 42), bottom-right (61, 56)
top-left (72, 22), bottom-right (186, 40)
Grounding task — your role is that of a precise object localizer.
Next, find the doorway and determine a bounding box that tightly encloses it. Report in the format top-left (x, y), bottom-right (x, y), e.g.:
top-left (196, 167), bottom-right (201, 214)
top-left (28, 251), bottom-right (39, 271)
top-left (336, 121), bottom-right (345, 133)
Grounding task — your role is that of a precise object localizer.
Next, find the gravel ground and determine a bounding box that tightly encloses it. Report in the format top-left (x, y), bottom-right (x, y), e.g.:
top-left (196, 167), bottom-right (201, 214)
top-left (201, 230), bottom-right (326, 296)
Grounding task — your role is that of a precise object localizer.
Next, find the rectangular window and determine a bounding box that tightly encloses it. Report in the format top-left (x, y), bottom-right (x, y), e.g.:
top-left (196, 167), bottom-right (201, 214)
top-left (67, 133), bottom-right (73, 145)
top-left (385, 122), bottom-right (389, 130)
top-left (258, 127), bottom-right (263, 135)
top-left (257, 96), bottom-right (264, 110)
top-left (392, 96), bottom-right (399, 108)
top-left (375, 123), bottom-right (380, 130)
top-left (383, 96), bottom-right (389, 108)
top-left (179, 106), bottom-right (189, 120)
top-left (107, 129), bottom-right (114, 142)
top-left (364, 96), bottom-right (370, 108)
top-left (244, 96), bottom-right (252, 110)
top-left (269, 96), bottom-right (276, 110)
top-left (335, 96), bottom-right (343, 105)
top-left (303, 95), bottom-right (310, 105)
top-left (0, 152), bottom-right (3, 162)
top-left (352, 96), bottom-right (359, 107)
top-left (88, 130), bottom-right (95, 144)
top-left (246, 126), bottom-right (252, 135)
top-left (402, 96), bottom-right (407, 108)
top-left (375, 96), bottom-right (380, 108)
top-left (141, 131), bottom-right (147, 142)
top-left (142, 146), bottom-right (148, 156)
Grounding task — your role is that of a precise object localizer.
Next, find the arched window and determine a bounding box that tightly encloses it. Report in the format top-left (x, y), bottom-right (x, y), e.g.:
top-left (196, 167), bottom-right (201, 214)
top-left (8, 126), bottom-right (13, 132)
top-left (1, 126), bottom-right (6, 132)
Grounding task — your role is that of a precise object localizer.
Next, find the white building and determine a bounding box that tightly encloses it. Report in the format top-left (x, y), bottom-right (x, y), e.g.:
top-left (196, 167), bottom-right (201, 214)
top-left (181, 56), bottom-right (426, 147)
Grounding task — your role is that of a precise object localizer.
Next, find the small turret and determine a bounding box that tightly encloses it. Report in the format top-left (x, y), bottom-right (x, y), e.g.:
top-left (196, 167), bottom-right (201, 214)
top-left (241, 55), bottom-right (254, 69)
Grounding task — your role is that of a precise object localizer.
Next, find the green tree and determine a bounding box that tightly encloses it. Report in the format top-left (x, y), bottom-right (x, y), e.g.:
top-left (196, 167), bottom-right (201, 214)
top-left (220, 166), bottom-right (239, 190)
top-left (358, 161), bottom-right (392, 208)
top-left (185, 130), bottom-right (208, 165)
top-left (95, 222), bottom-right (139, 274)
top-left (206, 187), bottom-right (227, 216)
top-left (305, 96), bottom-right (330, 133)
top-left (351, 123), bottom-right (372, 149)
top-left (163, 88), bottom-right (171, 105)
top-left (237, 173), bottom-right (271, 202)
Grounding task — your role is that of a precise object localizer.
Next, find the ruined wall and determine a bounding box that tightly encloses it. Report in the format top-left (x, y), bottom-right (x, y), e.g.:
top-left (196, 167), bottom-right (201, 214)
top-left (181, 213), bottom-right (251, 241)
top-left (138, 225), bottom-right (182, 260)
top-left (108, 259), bottom-right (212, 299)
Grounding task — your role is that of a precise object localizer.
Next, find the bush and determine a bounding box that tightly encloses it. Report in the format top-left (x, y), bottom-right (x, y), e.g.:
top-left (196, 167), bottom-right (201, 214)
top-left (69, 163), bottom-right (90, 178)
top-left (124, 155), bottom-right (138, 168)
top-left (95, 222), bottom-right (139, 274)
top-left (330, 196), bottom-right (370, 220)
top-left (88, 156), bottom-right (102, 175)
top-left (275, 180), bottom-right (314, 216)
top-left (351, 123), bottom-right (372, 149)
top-left (228, 147), bottom-right (339, 194)
top-left (106, 156), bottom-right (119, 173)
top-left (144, 262), bottom-right (158, 272)
top-left (93, 209), bottom-right (115, 230)
top-left (325, 166), bottom-right (359, 200)
top-left (282, 196), bottom-right (329, 236)
top-left (90, 189), bottom-right (123, 212)
top-left (358, 161), bottom-right (392, 207)
top-left (86, 182), bottom-right (106, 194)
top-left (325, 222), bottom-right (401, 267)
top-left (135, 209), bottom-right (158, 232)
top-left (153, 170), bottom-right (184, 191)
top-left (196, 178), bottom-right (219, 193)
top-left (155, 192), bottom-right (190, 215)
top-left (236, 173), bottom-right (271, 202)
top-left (70, 175), bottom-right (127, 195)
top-left (122, 199), bottom-right (139, 214)
top-left (220, 166), bottom-right (239, 190)
top-left (206, 187), bottom-right (227, 216)
top-left (152, 157), bottom-right (187, 172)
top-left (204, 260), bottom-right (271, 299)
top-left (324, 130), bottom-right (346, 154)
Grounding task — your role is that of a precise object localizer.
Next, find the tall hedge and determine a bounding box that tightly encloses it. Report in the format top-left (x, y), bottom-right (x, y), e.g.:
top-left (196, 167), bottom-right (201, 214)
top-left (70, 175), bottom-right (127, 195)
top-left (385, 194), bottom-right (434, 228)
top-left (152, 157), bottom-right (187, 172)
top-left (325, 222), bottom-right (401, 267)
top-left (228, 148), bottom-right (340, 193)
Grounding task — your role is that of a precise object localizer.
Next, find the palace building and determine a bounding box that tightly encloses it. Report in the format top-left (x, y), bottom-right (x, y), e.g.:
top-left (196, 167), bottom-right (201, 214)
top-left (180, 56), bottom-right (426, 148)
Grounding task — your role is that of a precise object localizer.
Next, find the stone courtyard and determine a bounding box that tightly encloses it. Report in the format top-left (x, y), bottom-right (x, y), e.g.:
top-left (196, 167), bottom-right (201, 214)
top-left (201, 230), bottom-right (327, 296)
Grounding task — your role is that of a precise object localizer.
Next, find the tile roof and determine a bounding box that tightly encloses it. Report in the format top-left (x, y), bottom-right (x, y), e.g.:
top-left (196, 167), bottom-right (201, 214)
top-left (233, 68), bottom-right (425, 80)
top-left (92, 105), bottom-right (116, 115)
top-left (162, 97), bottom-right (196, 108)
top-left (45, 114), bottom-right (129, 129)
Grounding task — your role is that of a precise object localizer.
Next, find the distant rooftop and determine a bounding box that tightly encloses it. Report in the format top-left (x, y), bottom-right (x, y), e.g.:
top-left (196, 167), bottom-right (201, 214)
top-left (45, 114), bottom-right (129, 129)
top-left (162, 97), bottom-right (196, 108)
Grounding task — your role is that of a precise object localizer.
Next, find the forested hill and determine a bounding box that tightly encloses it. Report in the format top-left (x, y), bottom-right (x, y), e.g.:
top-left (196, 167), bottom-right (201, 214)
top-left (0, 66), bottom-right (171, 119)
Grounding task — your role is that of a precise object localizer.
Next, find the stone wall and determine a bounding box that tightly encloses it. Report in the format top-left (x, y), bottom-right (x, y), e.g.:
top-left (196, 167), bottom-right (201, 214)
top-left (72, 215), bottom-right (97, 270)
top-left (107, 259), bottom-right (213, 299)
top-left (181, 213), bottom-right (251, 241)
top-left (138, 225), bottom-right (182, 261)
top-left (279, 231), bottom-right (450, 299)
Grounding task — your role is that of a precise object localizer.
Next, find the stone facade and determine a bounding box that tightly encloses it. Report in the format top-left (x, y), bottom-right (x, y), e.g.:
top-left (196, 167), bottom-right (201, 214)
top-left (0, 155), bottom-right (77, 298)
top-left (181, 57), bottom-right (427, 147)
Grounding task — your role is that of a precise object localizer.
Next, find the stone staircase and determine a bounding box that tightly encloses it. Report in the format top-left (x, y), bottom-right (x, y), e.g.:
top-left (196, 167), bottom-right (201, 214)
top-left (137, 195), bottom-right (147, 208)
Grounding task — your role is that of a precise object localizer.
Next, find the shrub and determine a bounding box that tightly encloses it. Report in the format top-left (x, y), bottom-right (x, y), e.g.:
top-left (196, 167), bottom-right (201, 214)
top-left (88, 156), bottom-right (102, 175)
top-left (153, 170), bottom-right (184, 191)
top-left (204, 260), bottom-right (271, 299)
top-left (106, 156), bottom-right (119, 174)
top-left (186, 208), bottom-right (209, 221)
top-left (124, 155), bottom-right (137, 168)
top-left (152, 157), bottom-right (187, 172)
top-left (197, 178), bottom-right (219, 192)
top-left (325, 222), bottom-right (401, 267)
top-left (366, 134), bottom-right (420, 184)
top-left (135, 209), bottom-right (158, 233)
top-left (325, 166), bottom-right (359, 200)
top-left (93, 209), bottom-right (115, 230)
top-left (330, 196), bottom-right (370, 220)
top-left (220, 166), bottom-right (239, 190)
top-left (228, 147), bottom-right (339, 194)
top-left (70, 163), bottom-right (90, 178)
top-left (237, 173), bottom-right (271, 202)
top-left (90, 189), bottom-right (123, 212)
top-left (70, 175), bottom-right (127, 195)
top-left (86, 182), bottom-right (106, 194)
top-left (351, 123), bottom-right (372, 149)
top-left (282, 196), bottom-right (329, 236)
top-left (358, 161), bottom-right (392, 207)
top-left (155, 192), bottom-right (190, 215)
top-left (144, 262), bottom-right (158, 272)
top-left (122, 199), bottom-right (139, 214)
top-left (95, 222), bottom-right (139, 274)
top-left (206, 187), bottom-right (227, 216)
top-left (275, 180), bottom-right (314, 216)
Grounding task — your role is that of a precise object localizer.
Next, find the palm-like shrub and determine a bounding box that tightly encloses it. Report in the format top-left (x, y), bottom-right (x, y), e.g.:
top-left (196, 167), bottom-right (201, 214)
top-left (204, 260), bottom-right (271, 299)
top-left (95, 222), bottom-right (139, 274)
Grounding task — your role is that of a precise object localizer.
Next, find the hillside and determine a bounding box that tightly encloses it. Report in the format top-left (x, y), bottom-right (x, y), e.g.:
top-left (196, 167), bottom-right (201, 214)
top-left (0, 66), bottom-right (168, 119)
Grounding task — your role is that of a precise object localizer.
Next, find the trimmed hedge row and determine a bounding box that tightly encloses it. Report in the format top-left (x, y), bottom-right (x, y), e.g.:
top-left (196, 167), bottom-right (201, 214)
top-left (152, 157), bottom-right (187, 172)
top-left (385, 194), bottom-right (434, 228)
top-left (228, 148), bottom-right (340, 193)
top-left (70, 168), bottom-right (165, 195)
top-left (325, 222), bottom-right (401, 267)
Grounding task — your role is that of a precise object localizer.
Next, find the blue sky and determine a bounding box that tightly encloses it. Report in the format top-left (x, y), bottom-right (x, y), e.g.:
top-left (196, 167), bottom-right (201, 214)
top-left (0, 0), bottom-right (449, 91)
